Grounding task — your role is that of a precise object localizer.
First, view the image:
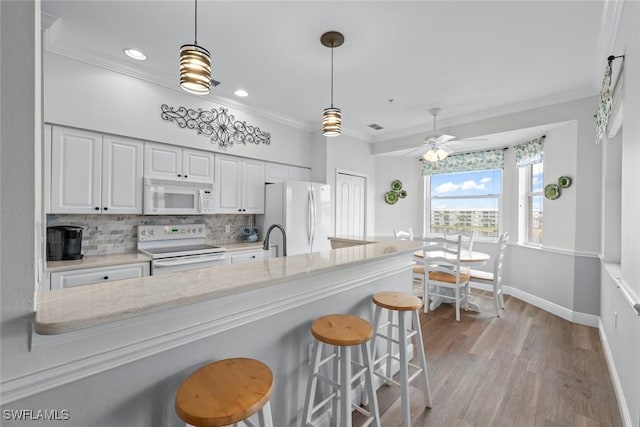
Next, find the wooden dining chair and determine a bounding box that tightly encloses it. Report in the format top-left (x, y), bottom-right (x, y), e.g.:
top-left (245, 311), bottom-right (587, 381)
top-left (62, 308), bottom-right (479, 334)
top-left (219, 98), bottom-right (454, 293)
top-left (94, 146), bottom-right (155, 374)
top-left (394, 228), bottom-right (423, 296)
top-left (469, 232), bottom-right (509, 316)
top-left (422, 235), bottom-right (471, 321)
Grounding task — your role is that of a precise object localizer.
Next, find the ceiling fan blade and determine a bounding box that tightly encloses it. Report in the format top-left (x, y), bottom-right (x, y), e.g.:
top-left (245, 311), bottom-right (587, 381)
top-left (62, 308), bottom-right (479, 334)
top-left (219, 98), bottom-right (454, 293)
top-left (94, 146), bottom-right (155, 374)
top-left (434, 134), bottom-right (456, 144)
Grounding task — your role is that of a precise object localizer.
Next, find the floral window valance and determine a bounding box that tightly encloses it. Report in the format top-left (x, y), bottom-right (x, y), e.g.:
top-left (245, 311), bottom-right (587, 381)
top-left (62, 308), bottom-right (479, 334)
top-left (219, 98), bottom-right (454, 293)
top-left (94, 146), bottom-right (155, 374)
top-left (422, 148), bottom-right (504, 176)
top-left (595, 60), bottom-right (613, 145)
top-left (595, 55), bottom-right (625, 144)
top-left (515, 136), bottom-right (544, 168)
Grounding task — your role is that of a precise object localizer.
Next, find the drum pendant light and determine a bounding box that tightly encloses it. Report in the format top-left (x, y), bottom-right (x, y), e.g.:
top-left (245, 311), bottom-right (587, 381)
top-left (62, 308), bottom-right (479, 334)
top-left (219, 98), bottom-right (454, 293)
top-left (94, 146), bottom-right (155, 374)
top-left (321, 31), bottom-right (344, 137)
top-left (180, 0), bottom-right (212, 95)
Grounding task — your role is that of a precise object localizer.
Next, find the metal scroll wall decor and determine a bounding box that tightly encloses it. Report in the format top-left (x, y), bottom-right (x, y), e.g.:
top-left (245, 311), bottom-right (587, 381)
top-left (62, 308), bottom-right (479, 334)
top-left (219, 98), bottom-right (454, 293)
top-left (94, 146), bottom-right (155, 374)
top-left (160, 104), bottom-right (271, 150)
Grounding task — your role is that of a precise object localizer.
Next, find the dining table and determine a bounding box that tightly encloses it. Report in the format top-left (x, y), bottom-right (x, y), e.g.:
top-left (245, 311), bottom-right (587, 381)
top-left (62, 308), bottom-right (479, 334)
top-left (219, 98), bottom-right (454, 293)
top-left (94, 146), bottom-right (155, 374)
top-left (413, 249), bottom-right (491, 312)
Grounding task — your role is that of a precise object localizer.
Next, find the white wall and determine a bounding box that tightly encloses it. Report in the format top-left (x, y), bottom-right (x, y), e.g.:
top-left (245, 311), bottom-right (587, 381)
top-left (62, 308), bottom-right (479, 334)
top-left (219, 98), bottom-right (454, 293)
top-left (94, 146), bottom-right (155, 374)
top-left (324, 132), bottom-right (376, 237)
top-left (0, 0), bottom-right (40, 382)
top-left (44, 52), bottom-right (313, 167)
top-left (373, 156), bottom-right (423, 237)
top-left (599, 2), bottom-right (640, 425)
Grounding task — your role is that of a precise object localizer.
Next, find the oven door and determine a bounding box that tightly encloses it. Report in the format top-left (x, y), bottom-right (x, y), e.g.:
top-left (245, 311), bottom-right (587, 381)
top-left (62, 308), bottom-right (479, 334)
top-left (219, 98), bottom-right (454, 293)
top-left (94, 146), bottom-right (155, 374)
top-left (151, 253), bottom-right (227, 275)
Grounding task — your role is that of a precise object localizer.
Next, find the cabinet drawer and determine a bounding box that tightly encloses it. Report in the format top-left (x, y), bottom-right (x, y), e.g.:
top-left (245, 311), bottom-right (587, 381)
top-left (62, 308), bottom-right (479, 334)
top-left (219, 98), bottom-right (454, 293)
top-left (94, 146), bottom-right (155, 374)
top-left (50, 262), bottom-right (150, 289)
top-left (228, 248), bottom-right (274, 265)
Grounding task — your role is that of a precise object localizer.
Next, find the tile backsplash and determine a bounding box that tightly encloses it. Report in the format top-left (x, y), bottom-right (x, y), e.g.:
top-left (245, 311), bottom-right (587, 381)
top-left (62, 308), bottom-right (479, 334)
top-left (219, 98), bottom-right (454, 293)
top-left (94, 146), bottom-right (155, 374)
top-left (46, 214), bottom-right (258, 256)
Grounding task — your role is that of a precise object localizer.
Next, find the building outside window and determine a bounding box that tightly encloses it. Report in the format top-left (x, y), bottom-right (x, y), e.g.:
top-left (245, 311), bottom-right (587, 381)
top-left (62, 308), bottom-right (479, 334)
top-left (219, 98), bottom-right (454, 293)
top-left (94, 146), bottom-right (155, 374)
top-left (527, 162), bottom-right (544, 244)
top-left (428, 169), bottom-right (502, 238)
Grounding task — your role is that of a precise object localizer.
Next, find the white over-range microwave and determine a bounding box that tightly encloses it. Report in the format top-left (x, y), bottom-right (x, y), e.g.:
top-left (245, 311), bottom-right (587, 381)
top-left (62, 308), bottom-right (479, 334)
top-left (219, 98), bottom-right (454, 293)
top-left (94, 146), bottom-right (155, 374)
top-left (143, 178), bottom-right (214, 215)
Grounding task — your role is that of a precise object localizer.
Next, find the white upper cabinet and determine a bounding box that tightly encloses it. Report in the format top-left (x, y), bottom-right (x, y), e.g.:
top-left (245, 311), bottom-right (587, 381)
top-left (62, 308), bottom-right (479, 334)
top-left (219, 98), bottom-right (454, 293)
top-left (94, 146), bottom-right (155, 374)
top-left (49, 126), bottom-right (143, 214)
top-left (144, 142), bottom-right (214, 183)
top-left (289, 165), bottom-right (311, 181)
top-left (215, 154), bottom-right (265, 214)
top-left (102, 135), bottom-right (144, 214)
top-left (265, 162), bottom-right (311, 183)
top-left (265, 162), bottom-right (289, 183)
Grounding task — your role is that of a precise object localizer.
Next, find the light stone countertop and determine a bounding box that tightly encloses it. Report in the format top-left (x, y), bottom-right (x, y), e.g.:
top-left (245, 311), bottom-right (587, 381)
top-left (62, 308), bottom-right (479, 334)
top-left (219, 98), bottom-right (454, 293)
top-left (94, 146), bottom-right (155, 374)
top-left (35, 238), bottom-right (420, 334)
top-left (46, 241), bottom-right (267, 273)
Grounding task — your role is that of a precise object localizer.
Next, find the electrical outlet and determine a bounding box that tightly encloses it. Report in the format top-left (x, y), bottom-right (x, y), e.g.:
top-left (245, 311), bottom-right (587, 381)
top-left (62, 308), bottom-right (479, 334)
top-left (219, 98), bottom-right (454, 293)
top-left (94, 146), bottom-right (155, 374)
top-left (225, 224), bottom-right (231, 233)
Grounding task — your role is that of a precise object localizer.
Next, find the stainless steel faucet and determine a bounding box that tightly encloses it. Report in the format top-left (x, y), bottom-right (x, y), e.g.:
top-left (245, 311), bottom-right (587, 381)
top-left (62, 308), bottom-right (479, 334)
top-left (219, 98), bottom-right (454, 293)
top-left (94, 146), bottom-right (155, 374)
top-left (263, 224), bottom-right (287, 256)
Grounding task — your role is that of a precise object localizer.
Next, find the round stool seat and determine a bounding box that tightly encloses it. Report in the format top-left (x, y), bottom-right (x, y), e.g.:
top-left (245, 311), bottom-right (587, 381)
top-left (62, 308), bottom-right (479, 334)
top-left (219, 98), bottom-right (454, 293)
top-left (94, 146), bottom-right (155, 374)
top-left (311, 314), bottom-right (373, 346)
top-left (373, 291), bottom-right (423, 311)
top-left (175, 357), bottom-right (273, 427)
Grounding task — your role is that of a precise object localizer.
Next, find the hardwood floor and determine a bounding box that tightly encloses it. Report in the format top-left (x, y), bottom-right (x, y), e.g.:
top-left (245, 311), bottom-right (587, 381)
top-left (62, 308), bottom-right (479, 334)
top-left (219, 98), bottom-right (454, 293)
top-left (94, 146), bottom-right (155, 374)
top-left (354, 290), bottom-right (622, 427)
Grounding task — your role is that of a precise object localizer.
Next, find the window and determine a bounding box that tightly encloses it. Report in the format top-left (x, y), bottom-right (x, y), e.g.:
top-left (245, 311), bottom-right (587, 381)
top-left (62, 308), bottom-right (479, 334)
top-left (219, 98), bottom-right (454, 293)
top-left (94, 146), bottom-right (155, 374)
top-left (527, 162), bottom-right (544, 244)
top-left (427, 169), bottom-right (502, 238)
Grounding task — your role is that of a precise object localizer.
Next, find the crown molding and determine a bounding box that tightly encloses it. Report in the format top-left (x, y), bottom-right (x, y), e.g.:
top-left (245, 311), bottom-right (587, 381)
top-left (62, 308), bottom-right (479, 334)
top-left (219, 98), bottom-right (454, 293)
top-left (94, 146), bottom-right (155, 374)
top-left (369, 86), bottom-right (598, 144)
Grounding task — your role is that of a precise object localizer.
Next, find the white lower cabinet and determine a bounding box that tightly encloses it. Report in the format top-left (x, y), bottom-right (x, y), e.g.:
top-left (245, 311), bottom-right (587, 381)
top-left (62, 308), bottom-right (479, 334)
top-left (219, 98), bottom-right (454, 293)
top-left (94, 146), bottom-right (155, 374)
top-left (228, 247), bottom-right (275, 265)
top-left (49, 262), bottom-right (150, 290)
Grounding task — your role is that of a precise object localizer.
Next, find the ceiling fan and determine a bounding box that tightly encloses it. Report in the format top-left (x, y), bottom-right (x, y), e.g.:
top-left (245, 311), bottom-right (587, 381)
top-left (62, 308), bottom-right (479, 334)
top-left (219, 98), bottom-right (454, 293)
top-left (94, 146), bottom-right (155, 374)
top-left (392, 107), bottom-right (487, 162)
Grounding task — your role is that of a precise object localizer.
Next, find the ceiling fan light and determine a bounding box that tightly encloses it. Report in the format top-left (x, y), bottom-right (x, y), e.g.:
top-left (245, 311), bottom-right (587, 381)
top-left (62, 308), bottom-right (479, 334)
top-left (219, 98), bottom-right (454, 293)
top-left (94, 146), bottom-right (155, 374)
top-left (422, 147), bottom-right (449, 162)
top-left (322, 107), bottom-right (342, 136)
top-left (180, 44), bottom-right (212, 95)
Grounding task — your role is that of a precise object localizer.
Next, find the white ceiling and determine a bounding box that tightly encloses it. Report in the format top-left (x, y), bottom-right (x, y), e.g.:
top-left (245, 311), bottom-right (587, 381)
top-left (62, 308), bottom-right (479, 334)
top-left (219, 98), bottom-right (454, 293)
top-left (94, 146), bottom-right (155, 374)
top-left (41, 0), bottom-right (619, 152)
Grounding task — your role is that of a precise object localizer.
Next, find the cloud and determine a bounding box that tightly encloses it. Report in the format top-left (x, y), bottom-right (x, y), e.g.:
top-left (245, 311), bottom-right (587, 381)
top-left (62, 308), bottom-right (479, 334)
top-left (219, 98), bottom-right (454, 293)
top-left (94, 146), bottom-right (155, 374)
top-left (480, 177), bottom-right (491, 183)
top-left (435, 179), bottom-right (486, 194)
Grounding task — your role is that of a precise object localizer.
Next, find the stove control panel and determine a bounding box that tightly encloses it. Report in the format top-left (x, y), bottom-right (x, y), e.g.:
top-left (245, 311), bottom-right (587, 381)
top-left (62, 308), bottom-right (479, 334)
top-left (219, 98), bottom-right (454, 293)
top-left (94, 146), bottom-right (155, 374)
top-left (138, 224), bottom-right (206, 241)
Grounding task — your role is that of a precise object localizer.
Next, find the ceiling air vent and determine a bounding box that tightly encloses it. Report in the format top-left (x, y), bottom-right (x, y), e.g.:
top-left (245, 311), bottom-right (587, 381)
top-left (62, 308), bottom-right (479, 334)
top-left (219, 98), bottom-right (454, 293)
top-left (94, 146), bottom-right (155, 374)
top-left (368, 123), bottom-right (384, 130)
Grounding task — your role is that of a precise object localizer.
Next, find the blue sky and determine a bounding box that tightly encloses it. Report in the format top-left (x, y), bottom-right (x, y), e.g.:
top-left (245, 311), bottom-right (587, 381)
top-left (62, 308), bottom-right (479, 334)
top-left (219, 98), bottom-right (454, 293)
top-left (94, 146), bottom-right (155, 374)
top-left (430, 169), bottom-right (502, 210)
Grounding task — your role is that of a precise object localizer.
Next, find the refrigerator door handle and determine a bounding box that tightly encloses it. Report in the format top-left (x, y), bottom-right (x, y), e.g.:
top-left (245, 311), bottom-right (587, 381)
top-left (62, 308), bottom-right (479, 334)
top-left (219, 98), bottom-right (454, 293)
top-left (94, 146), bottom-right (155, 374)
top-left (307, 189), bottom-right (313, 246)
top-left (310, 188), bottom-right (316, 249)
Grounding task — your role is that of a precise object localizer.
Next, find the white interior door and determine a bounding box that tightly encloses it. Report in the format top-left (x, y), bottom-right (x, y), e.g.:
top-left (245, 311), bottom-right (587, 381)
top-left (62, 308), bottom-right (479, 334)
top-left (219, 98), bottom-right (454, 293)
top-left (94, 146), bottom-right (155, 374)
top-left (335, 172), bottom-right (366, 238)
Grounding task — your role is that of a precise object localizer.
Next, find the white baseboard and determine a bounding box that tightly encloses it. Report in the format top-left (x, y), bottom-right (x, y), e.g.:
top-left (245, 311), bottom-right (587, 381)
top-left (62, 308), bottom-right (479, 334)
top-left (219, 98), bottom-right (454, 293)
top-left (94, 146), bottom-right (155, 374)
top-left (598, 319), bottom-right (633, 427)
top-left (508, 288), bottom-right (599, 328)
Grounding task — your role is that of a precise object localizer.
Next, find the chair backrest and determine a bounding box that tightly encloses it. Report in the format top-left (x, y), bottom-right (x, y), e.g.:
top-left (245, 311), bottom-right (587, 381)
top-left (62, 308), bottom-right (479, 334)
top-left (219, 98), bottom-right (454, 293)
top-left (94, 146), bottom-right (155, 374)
top-left (444, 229), bottom-right (474, 252)
top-left (394, 228), bottom-right (414, 240)
top-left (493, 232), bottom-right (509, 285)
top-left (421, 235), bottom-right (464, 282)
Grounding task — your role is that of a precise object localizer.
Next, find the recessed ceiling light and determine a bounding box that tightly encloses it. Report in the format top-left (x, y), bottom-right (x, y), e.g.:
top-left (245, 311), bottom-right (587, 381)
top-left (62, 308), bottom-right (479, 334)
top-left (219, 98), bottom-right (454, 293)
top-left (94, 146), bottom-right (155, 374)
top-left (234, 89), bottom-right (248, 97)
top-left (123, 48), bottom-right (147, 61)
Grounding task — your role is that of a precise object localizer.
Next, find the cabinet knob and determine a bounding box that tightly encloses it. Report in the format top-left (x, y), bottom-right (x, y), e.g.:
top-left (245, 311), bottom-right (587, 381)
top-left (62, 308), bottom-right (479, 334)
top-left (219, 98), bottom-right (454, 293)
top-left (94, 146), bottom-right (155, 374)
top-left (95, 207), bottom-right (100, 211)
top-left (103, 207), bottom-right (108, 211)
top-left (103, 276), bottom-right (109, 280)
top-left (184, 175), bottom-right (188, 178)
top-left (177, 174), bottom-right (181, 177)
top-left (251, 255), bottom-right (256, 259)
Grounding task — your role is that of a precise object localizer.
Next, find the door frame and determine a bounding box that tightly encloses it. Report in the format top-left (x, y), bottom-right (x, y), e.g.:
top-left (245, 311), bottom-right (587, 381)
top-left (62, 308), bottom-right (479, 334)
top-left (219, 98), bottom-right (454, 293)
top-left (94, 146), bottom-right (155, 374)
top-left (335, 168), bottom-right (368, 237)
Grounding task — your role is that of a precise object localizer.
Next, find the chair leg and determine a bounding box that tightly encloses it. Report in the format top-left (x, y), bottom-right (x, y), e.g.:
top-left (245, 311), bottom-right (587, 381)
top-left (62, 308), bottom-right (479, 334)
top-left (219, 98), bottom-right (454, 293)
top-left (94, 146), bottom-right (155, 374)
top-left (361, 341), bottom-right (381, 427)
top-left (398, 312), bottom-right (411, 426)
top-left (339, 345), bottom-right (352, 427)
top-left (493, 283), bottom-right (501, 317)
top-left (454, 285), bottom-right (460, 321)
top-left (257, 401), bottom-right (273, 427)
top-left (302, 340), bottom-right (322, 426)
top-left (423, 280), bottom-right (430, 314)
top-left (384, 309), bottom-right (394, 383)
top-left (411, 310), bottom-right (432, 408)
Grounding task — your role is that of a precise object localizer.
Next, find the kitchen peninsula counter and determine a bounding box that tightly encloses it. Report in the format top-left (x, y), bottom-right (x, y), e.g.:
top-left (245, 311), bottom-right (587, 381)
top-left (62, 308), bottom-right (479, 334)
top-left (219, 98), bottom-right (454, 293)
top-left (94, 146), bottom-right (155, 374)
top-left (35, 238), bottom-right (420, 335)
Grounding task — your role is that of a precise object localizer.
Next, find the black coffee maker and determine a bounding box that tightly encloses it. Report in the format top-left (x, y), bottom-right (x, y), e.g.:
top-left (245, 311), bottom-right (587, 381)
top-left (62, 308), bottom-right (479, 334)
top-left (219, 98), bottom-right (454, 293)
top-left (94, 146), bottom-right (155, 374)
top-left (47, 226), bottom-right (84, 261)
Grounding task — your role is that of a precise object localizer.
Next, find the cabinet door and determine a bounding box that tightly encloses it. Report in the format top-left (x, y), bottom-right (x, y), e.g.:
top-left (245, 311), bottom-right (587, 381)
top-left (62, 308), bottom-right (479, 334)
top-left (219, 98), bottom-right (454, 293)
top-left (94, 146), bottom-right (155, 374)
top-left (49, 262), bottom-right (150, 289)
top-left (214, 154), bottom-right (243, 213)
top-left (265, 162), bottom-right (288, 183)
top-left (183, 148), bottom-right (214, 183)
top-left (144, 142), bottom-right (182, 180)
top-left (289, 166), bottom-right (311, 181)
top-left (228, 248), bottom-right (274, 264)
top-left (102, 136), bottom-right (144, 214)
top-left (50, 126), bottom-right (102, 213)
top-left (242, 159), bottom-right (265, 214)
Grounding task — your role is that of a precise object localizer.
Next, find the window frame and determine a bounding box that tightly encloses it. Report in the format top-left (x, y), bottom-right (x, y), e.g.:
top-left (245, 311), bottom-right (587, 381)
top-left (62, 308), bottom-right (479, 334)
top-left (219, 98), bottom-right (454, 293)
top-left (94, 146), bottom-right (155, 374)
top-left (424, 168), bottom-right (503, 240)
top-left (525, 162), bottom-right (544, 245)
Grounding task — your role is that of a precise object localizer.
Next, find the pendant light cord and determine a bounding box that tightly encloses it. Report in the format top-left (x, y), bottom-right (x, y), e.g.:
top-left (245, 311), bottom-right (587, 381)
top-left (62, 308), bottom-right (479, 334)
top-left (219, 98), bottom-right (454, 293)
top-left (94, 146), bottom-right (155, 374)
top-left (330, 41), bottom-right (334, 107)
top-left (194, 0), bottom-right (198, 44)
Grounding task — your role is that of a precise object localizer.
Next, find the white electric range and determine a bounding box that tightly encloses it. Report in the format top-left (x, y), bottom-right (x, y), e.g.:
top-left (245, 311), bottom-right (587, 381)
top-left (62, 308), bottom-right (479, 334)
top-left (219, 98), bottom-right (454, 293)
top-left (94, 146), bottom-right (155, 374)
top-left (137, 224), bottom-right (226, 275)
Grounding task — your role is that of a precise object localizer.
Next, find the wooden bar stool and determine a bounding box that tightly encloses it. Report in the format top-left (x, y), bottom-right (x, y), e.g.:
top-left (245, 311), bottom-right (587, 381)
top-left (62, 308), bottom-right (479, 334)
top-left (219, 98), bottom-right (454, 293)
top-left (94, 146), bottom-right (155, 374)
top-left (371, 291), bottom-right (432, 427)
top-left (175, 357), bottom-right (274, 427)
top-left (302, 314), bottom-right (381, 427)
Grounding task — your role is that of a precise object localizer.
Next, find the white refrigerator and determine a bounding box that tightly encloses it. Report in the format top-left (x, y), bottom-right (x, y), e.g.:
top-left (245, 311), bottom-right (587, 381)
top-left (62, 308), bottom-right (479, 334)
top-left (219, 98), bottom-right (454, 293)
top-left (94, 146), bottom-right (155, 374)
top-left (258, 181), bottom-right (331, 256)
